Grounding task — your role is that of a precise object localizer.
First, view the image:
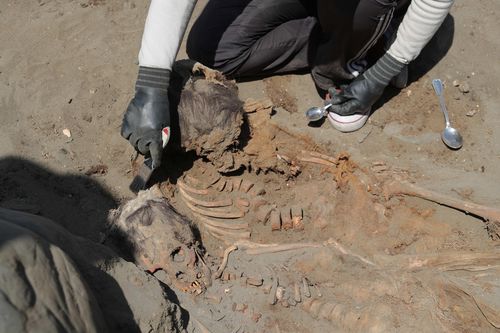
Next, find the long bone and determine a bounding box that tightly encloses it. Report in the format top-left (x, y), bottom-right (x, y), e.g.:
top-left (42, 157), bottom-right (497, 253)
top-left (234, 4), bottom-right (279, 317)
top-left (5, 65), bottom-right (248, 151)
top-left (232, 239), bottom-right (376, 266)
top-left (297, 156), bottom-right (336, 168)
top-left (214, 245), bottom-right (238, 279)
top-left (301, 150), bottom-right (338, 164)
top-left (383, 179), bottom-right (500, 238)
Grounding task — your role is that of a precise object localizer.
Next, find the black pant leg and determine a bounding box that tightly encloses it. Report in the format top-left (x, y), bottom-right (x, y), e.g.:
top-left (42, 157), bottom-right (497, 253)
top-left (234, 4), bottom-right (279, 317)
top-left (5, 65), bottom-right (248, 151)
top-left (311, 0), bottom-right (410, 93)
top-left (187, 0), bottom-right (317, 77)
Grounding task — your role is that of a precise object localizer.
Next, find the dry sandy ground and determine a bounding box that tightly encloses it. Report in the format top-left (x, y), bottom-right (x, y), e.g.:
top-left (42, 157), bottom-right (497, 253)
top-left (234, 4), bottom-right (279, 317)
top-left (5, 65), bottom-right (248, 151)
top-left (1, 0), bottom-right (500, 332)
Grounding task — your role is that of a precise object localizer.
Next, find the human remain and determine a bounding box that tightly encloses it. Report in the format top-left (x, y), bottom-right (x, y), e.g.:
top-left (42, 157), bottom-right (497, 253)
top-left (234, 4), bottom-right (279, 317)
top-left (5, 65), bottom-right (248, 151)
top-left (121, 0), bottom-right (455, 168)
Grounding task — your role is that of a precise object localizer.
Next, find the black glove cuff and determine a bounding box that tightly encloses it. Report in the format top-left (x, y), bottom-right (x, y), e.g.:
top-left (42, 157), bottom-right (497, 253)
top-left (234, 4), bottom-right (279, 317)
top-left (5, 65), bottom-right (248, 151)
top-left (364, 53), bottom-right (406, 87)
top-left (136, 66), bottom-right (171, 92)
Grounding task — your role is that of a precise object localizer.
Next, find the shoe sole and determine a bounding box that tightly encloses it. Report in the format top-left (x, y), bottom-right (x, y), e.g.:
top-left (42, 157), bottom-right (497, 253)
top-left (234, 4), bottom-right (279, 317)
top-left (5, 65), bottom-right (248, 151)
top-left (327, 108), bottom-right (370, 133)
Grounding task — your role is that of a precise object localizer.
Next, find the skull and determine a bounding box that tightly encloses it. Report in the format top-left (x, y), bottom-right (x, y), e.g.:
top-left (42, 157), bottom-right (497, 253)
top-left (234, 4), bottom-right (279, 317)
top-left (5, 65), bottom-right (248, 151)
top-left (107, 188), bottom-right (211, 294)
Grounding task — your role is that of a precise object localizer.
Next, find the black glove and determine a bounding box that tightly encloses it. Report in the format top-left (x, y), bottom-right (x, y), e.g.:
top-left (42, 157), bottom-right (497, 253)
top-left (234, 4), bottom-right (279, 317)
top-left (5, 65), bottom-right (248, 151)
top-left (327, 53), bottom-right (406, 116)
top-left (121, 67), bottom-right (172, 168)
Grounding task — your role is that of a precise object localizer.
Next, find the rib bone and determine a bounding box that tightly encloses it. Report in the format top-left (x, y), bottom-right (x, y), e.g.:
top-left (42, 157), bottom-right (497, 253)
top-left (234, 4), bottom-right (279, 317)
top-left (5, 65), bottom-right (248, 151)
top-left (177, 179), bottom-right (208, 195)
top-left (181, 195), bottom-right (245, 219)
top-left (179, 187), bottom-right (232, 208)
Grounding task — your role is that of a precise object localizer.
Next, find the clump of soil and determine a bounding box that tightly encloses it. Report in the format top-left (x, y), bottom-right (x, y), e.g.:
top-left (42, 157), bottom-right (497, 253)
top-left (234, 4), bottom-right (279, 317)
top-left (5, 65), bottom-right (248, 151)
top-left (264, 76), bottom-right (298, 113)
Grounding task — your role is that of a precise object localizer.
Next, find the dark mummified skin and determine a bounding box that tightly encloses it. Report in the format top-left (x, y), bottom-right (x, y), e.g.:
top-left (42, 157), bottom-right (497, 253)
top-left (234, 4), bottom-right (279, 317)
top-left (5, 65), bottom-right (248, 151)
top-left (170, 60), bottom-right (245, 172)
top-left (107, 188), bottom-right (211, 294)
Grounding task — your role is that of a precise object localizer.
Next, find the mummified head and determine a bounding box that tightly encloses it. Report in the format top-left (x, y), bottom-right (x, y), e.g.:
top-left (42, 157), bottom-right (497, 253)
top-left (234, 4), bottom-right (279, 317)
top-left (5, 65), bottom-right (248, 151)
top-left (170, 61), bottom-right (244, 172)
top-left (107, 188), bottom-right (204, 290)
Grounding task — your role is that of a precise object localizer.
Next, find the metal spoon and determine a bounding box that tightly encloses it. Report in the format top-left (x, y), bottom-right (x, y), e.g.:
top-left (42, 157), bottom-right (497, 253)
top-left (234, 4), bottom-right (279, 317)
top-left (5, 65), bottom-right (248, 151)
top-left (305, 103), bottom-right (332, 122)
top-left (432, 79), bottom-right (463, 149)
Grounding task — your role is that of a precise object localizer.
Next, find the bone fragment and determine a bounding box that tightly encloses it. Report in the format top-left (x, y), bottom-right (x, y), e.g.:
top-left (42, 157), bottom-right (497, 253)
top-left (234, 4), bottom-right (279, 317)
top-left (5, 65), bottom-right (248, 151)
top-left (233, 178), bottom-right (242, 191)
top-left (192, 62), bottom-right (228, 87)
top-left (276, 286), bottom-right (285, 301)
top-left (270, 210), bottom-right (281, 231)
top-left (185, 174), bottom-right (201, 185)
top-left (302, 298), bottom-right (314, 312)
top-left (216, 180), bottom-right (226, 192)
top-left (292, 216), bottom-right (304, 231)
top-left (177, 179), bottom-right (208, 195)
top-left (204, 292), bottom-right (222, 304)
top-left (383, 180), bottom-right (500, 236)
top-left (314, 285), bottom-right (322, 297)
top-left (236, 198), bottom-right (250, 213)
top-left (240, 179), bottom-right (254, 193)
top-left (268, 276), bottom-right (279, 305)
top-left (225, 181), bottom-right (234, 192)
top-left (251, 312), bottom-right (262, 323)
top-left (179, 187), bottom-right (232, 208)
top-left (324, 238), bottom-right (376, 266)
top-left (281, 208), bottom-right (293, 230)
top-left (233, 303), bottom-right (247, 312)
top-left (262, 283), bottom-right (273, 294)
top-left (302, 150), bottom-right (338, 164)
top-left (309, 299), bottom-right (323, 318)
top-left (302, 278), bottom-right (311, 298)
top-left (294, 282), bottom-right (302, 303)
top-left (246, 277), bottom-right (263, 287)
top-left (236, 198), bottom-right (250, 207)
top-left (243, 98), bottom-right (273, 113)
top-left (206, 225), bottom-right (250, 241)
top-left (249, 186), bottom-right (265, 197)
top-left (374, 251), bottom-right (500, 271)
top-left (256, 205), bottom-right (275, 224)
top-left (291, 206), bottom-right (303, 218)
top-left (298, 156), bottom-right (336, 168)
top-left (182, 196), bottom-right (245, 219)
top-left (207, 175), bottom-right (221, 188)
top-left (232, 239), bottom-right (321, 252)
top-left (319, 302), bottom-right (336, 320)
top-left (214, 245), bottom-right (238, 279)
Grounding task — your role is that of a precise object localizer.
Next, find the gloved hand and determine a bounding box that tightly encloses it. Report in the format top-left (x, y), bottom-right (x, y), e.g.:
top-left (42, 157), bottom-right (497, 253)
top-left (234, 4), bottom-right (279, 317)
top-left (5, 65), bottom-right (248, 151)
top-left (121, 67), bottom-right (172, 168)
top-left (327, 53), bottom-right (406, 116)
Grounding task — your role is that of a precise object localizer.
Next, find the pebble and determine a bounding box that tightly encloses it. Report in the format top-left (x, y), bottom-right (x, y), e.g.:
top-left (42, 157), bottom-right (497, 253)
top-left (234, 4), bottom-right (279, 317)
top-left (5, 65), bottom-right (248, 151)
top-left (62, 128), bottom-right (71, 138)
top-left (466, 109), bottom-right (478, 117)
top-left (459, 82), bottom-right (470, 93)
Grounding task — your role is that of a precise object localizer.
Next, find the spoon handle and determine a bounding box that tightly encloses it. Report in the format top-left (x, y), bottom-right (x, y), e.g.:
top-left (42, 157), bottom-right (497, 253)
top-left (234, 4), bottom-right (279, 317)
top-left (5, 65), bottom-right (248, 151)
top-left (432, 79), bottom-right (451, 127)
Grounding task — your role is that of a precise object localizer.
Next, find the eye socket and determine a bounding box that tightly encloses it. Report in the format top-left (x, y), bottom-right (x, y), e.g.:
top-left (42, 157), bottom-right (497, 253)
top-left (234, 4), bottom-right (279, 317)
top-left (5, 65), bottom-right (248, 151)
top-left (171, 246), bottom-right (186, 262)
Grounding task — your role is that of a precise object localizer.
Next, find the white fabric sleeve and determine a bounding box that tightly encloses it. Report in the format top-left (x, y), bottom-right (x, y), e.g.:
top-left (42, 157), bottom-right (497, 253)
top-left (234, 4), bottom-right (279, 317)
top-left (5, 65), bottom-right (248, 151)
top-left (388, 0), bottom-right (454, 64)
top-left (138, 0), bottom-right (197, 70)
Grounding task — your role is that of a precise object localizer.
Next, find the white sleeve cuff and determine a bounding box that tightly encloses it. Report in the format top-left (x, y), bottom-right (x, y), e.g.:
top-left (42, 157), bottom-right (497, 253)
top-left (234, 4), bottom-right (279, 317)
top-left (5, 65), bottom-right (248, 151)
top-left (388, 0), bottom-right (454, 64)
top-left (138, 0), bottom-right (197, 70)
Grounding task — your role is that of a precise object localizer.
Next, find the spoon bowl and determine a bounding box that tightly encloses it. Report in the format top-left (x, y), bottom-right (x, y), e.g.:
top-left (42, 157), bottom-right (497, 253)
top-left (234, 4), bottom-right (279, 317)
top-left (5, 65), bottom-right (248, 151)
top-left (442, 126), bottom-right (463, 150)
top-left (305, 103), bottom-right (332, 122)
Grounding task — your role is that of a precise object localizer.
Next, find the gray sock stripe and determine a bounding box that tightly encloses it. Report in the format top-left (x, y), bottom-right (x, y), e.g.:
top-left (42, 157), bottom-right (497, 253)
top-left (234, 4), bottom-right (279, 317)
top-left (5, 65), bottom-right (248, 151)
top-left (366, 53), bottom-right (405, 85)
top-left (136, 81), bottom-right (169, 90)
top-left (136, 66), bottom-right (170, 90)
